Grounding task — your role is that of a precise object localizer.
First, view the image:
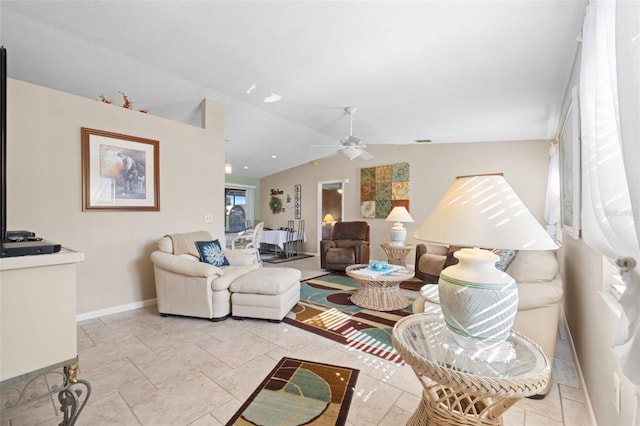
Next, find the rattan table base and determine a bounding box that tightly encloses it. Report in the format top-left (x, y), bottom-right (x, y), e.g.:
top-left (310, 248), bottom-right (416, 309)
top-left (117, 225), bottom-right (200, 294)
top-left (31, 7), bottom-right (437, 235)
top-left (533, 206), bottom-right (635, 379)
top-left (393, 314), bottom-right (550, 426)
top-left (346, 264), bottom-right (415, 311)
top-left (349, 278), bottom-right (410, 311)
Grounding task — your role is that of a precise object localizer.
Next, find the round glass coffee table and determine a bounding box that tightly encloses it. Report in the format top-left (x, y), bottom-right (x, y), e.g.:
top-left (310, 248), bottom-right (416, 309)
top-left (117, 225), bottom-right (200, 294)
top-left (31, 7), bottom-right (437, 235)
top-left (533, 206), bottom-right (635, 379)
top-left (392, 313), bottom-right (550, 425)
top-left (345, 264), bottom-right (414, 311)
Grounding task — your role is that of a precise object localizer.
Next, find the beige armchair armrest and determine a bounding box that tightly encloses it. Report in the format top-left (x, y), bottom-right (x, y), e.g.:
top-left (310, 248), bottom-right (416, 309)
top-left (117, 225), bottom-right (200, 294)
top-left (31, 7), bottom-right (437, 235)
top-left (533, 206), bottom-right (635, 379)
top-left (150, 251), bottom-right (223, 277)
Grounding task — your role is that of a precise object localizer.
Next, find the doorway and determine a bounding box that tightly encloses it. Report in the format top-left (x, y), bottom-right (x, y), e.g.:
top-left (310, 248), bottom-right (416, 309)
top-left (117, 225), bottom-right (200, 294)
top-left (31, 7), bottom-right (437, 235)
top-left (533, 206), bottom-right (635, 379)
top-left (317, 180), bottom-right (345, 251)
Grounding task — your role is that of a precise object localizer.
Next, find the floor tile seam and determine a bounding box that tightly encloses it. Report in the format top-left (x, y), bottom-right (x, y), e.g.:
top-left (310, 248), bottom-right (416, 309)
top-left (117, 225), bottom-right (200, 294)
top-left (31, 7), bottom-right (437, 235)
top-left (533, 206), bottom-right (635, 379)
top-left (124, 355), bottom-right (161, 396)
top-left (84, 389), bottom-right (145, 426)
top-left (519, 385), bottom-right (565, 424)
top-left (557, 387), bottom-right (586, 404)
top-left (554, 352), bottom-right (577, 362)
top-left (194, 369), bottom-right (237, 409)
top-left (121, 389), bottom-right (153, 426)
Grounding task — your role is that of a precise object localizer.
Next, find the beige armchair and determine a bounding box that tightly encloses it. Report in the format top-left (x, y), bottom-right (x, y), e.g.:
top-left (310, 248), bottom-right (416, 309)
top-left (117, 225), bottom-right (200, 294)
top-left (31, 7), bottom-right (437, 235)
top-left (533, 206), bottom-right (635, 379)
top-left (150, 231), bottom-right (260, 321)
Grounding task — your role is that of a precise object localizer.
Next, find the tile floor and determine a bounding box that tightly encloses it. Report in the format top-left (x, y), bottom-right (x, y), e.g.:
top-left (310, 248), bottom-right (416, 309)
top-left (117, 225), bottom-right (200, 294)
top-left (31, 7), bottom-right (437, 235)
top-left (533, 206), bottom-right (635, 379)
top-left (1, 256), bottom-right (593, 425)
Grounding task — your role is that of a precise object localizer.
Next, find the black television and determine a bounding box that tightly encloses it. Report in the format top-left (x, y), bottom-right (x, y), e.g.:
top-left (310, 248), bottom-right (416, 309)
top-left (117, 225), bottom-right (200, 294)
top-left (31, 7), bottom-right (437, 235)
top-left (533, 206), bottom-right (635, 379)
top-left (0, 46), bottom-right (61, 256)
top-left (1, 46), bottom-right (8, 243)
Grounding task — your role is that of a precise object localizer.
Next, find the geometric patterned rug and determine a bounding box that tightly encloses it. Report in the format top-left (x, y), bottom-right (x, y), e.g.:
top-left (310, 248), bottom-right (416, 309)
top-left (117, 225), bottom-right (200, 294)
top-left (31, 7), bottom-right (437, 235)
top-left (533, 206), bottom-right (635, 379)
top-left (283, 274), bottom-right (423, 364)
top-left (225, 357), bottom-right (359, 426)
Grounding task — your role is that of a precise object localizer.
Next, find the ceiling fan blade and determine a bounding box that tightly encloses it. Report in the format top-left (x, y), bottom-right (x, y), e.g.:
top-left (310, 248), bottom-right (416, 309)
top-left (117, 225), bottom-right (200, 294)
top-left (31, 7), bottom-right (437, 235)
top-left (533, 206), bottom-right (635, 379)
top-left (359, 150), bottom-right (374, 160)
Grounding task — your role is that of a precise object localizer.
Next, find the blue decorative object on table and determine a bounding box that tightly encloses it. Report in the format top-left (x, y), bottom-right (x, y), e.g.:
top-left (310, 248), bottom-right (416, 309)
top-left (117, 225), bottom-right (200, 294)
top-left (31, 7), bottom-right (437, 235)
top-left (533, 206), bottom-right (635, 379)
top-left (370, 261), bottom-right (392, 271)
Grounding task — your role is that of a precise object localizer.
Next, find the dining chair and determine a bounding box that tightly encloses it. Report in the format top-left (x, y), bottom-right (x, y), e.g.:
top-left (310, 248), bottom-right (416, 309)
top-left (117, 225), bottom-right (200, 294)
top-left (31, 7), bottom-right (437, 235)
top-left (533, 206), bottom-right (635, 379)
top-left (232, 222), bottom-right (264, 264)
top-left (296, 220), bottom-right (305, 256)
top-left (286, 220), bottom-right (295, 257)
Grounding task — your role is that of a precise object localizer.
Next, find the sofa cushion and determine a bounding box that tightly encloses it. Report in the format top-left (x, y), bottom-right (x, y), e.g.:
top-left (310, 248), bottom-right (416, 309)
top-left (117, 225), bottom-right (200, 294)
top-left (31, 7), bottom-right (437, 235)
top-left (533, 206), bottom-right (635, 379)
top-left (517, 281), bottom-right (563, 310)
top-left (325, 248), bottom-right (355, 265)
top-left (224, 249), bottom-right (258, 266)
top-left (418, 253), bottom-right (447, 277)
top-left (506, 250), bottom-right (558, 282)
top-left (230, 268), bottom-right (302, 295)
top-left (196, 240), bottom-right (229, 267)
top-left (334, 239), bottom-right (363, 249)
top-left (211, 264), bottom-right (260, 291)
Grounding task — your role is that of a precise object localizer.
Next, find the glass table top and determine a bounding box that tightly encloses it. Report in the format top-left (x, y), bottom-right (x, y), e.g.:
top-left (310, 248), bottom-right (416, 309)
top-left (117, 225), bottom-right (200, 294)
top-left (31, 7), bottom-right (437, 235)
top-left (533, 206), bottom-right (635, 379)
top-left (393, 313), bottom-right (548, 380)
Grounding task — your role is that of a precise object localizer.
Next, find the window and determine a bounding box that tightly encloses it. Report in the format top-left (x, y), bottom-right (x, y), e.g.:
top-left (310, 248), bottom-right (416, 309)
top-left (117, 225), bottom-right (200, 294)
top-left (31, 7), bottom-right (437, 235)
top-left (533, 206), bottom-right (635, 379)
top-left (225, 184), bottom-right (255, 231)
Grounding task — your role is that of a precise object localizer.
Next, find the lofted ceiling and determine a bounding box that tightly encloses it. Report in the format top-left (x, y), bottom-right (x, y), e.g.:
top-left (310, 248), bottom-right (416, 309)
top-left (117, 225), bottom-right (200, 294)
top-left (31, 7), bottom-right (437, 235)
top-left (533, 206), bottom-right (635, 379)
top-left (0, 1), bottom-right (587, 178)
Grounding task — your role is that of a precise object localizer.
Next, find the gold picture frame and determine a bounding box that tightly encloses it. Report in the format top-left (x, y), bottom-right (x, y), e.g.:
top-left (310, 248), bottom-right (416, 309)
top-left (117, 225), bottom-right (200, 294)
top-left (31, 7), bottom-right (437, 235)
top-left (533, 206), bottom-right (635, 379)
top-left (81, 127), bottom-right (160, 211)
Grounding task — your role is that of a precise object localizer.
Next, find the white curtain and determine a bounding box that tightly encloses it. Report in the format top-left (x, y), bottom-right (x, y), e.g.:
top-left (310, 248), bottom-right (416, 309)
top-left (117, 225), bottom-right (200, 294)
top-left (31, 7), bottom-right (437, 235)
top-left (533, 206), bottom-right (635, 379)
top-left (544, 143), bottom-right (561, 241)
top-left (580, 0), bottom-right (640, 385)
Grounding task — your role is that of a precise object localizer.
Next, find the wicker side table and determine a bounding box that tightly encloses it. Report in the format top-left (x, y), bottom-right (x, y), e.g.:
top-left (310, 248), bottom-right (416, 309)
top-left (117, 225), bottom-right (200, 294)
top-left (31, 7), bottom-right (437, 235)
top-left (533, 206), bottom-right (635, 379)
top-left (392, 314), bottom-right (550, 425)
top-left (346, 264), bottom-right (415, 311)
top-left (380, 243), bottom-right (414, 266)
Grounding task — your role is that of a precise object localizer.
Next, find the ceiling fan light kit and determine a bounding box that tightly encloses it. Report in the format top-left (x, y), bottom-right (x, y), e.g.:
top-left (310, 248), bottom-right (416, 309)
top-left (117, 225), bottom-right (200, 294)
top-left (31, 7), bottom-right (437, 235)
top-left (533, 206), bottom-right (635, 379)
top-left (342, 146), bottom-right (363, 160)
top-left (309, 106), bottom-right (373, 161)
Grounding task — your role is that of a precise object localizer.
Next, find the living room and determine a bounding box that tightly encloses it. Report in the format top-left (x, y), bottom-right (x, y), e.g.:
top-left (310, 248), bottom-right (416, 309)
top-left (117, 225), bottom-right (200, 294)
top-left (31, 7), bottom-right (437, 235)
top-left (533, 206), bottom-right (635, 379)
top-left (2, 1), bottom-right (639, 426)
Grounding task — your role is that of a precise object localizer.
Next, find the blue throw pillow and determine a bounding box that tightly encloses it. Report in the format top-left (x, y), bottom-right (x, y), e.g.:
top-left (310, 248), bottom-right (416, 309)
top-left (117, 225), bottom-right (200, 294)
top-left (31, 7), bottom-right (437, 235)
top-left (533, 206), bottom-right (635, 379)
top-left (493, 249), bottom-right (518, 271)
top-left (196, 240), bottom-right (229, 267)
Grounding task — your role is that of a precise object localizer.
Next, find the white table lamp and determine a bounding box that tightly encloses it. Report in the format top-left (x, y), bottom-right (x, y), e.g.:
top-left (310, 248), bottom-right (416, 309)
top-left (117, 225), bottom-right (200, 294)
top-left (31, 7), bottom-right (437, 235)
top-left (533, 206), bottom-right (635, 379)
top-left (323, 213), bottom-right (335, 223)
top-left (386, 206), bottom-right (414, 246)
top-left (414, 175), bottom-right (558, 353)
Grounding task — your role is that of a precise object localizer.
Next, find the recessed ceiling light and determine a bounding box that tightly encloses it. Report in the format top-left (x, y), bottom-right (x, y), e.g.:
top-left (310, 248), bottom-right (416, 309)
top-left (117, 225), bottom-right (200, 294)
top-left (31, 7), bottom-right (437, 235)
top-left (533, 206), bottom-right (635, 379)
top-left (271, 155), bottom-right (277, 159)
top-left (243, 166), bottom-right (249, 169)
top-left (264, 93), bottom-right (281, 103)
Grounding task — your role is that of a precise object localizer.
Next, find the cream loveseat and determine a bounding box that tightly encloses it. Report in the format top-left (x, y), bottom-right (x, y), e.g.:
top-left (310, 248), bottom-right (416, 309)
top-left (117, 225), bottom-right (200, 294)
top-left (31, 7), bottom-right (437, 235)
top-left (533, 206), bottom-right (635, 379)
top-left (413, 248), bottom-right (563, 396)
top-left (150, 231), bottom-right (301, 322)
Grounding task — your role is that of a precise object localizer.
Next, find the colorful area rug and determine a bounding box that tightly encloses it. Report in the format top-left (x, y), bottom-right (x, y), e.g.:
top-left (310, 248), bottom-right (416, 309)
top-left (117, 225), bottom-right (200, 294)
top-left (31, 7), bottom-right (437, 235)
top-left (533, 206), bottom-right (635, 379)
top-left (226, 357), bottom-right (359, 426)
top-left (283, 274), bottom-right (423, 364)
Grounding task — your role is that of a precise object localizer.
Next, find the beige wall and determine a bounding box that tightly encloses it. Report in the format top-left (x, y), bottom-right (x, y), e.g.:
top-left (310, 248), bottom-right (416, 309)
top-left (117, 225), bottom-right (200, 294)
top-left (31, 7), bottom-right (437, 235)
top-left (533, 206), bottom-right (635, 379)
top-left (260, 140), bottom-right (551, 262)
top-left (557, 49), bottom-right (638, 425)
top-left (6, 79), bottom-right (226, 315)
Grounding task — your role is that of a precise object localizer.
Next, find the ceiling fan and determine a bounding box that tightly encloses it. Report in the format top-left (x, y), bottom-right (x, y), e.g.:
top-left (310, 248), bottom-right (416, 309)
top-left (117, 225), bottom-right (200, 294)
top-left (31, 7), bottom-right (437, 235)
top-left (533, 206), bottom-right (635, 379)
top-left (312, 107), bottom-right (373, 161)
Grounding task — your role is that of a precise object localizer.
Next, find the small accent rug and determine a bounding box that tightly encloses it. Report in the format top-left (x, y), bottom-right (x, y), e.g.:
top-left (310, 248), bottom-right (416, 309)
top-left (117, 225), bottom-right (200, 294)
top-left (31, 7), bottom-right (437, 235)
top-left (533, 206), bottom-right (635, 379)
top-left (226, 357), bottom-right (359, 426)
top-left (283, 274), bottom-right (423, 364)
top-left (261, 254), bottom-right (314, 264)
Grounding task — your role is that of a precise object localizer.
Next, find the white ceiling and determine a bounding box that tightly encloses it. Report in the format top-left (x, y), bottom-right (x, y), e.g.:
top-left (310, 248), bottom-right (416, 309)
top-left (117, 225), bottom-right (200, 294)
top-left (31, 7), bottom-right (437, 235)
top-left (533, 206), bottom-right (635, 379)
top-left (1, 1), bottom-right (587, 178)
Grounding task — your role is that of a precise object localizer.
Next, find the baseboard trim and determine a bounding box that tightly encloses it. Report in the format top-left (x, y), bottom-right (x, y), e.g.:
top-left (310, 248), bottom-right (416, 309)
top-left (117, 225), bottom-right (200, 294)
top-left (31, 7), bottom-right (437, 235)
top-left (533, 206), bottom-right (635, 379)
top-left (76, 298), bottom-right (157, 322)
top-left (560, 306), bottom-right (597, 426)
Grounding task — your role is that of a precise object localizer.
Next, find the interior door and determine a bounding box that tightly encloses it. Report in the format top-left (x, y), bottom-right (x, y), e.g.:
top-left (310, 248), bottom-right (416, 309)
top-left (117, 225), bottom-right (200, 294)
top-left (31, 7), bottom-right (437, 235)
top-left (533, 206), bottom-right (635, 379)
top-left (317, 180), bottom-right (344, 252)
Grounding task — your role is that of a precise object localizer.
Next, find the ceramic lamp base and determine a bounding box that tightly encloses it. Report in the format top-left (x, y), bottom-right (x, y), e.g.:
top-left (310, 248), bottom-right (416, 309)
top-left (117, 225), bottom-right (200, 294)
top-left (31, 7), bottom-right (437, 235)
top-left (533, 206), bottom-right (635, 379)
top-left (389, 223), bottom-right (406, 246)
top-left (438, 248), bottom-right (518, 345)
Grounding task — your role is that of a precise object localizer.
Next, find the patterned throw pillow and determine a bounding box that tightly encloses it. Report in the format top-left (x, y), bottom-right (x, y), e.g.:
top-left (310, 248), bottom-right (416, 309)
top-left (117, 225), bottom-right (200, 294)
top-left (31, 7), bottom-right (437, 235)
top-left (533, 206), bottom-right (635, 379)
top-left (492, 249), bottom-right (518, 271)
top-left (195, 240), bottom-right (229, 267)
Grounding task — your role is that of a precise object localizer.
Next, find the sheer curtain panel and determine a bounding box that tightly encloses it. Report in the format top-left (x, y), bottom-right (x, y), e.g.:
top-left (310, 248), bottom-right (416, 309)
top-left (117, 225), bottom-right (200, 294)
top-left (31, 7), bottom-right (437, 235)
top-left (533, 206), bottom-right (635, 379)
top-left (580, 0), bottom-right (640, 385)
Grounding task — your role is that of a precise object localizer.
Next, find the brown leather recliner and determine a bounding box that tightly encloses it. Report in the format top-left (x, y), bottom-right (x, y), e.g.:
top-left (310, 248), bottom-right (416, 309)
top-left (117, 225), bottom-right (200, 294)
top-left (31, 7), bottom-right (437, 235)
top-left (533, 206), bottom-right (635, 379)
top-left (320, 221), bottom-right (370, 271)
top-left (414, 243), bottom-right (455, 284)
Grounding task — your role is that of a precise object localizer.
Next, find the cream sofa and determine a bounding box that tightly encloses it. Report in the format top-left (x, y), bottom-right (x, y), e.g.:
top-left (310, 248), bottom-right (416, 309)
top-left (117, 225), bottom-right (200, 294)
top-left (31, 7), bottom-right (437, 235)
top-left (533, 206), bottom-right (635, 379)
top-left (150, 233), bottom-right (261, 321)
top-left (151, 231), bottom-right (302, 322)
top-left (413, 249), bottom-right (563, 396)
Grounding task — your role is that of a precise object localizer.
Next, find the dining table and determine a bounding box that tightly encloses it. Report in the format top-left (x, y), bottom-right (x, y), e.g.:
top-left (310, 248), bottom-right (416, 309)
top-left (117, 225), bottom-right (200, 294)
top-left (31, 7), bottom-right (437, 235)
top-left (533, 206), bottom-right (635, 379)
top-left (260, 229), bottom-right (306, 255)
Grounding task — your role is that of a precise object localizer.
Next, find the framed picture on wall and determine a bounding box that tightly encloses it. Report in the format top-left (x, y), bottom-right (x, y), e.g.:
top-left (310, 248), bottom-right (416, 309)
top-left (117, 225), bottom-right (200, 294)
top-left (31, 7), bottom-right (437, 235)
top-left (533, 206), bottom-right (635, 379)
top-left (294, 184), bottom-right (301, 219)
top-left (81, 127), bottom-right (160, 211)
top-left (559, 87), bottom-right (581, 239)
